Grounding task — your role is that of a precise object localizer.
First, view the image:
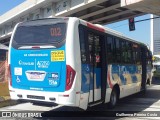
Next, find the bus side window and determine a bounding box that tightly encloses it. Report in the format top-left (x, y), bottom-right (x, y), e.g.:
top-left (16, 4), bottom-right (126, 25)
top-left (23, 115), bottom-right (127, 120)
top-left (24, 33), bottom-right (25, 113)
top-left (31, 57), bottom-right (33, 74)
top-left (133, 50), bottom-right (136, 64)
top-left (94, 35), bottom-right (101, 67)
top-left (121, 40), bottom-right (127, 63)
top-left (136, 46), bottom-right (141, 64)
top-left (132, 44), bottom-right (139, 64)
top-left (106, 35), bottom-right (114, 63)
top-left (127, 42), bottom-right (132, 64)
top-left (115, 38), bottom-right (121, 63)
top-left (79, 26), bottom-right (87, 63)
top-left (88, 33), bottom-right (94, 64)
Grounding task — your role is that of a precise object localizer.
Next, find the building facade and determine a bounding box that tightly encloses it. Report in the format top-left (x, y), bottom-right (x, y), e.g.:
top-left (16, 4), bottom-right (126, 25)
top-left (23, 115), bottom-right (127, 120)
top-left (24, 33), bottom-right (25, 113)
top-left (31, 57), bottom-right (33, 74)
top-left (151, 14), bottom-right (160, 56)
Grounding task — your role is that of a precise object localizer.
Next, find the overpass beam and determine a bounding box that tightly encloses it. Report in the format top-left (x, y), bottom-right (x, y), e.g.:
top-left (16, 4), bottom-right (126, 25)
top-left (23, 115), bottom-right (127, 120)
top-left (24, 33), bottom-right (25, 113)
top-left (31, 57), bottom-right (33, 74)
top-left (55, 0), bottom-right (108, 17)
top-left (121, 0), bottom-right (160, 15)
top-left (90, 9), bottom-right (133, 23)
top-left (80, 4), bottom-right (120, 19)
top-left (51, 3), bottom-right (56, 17)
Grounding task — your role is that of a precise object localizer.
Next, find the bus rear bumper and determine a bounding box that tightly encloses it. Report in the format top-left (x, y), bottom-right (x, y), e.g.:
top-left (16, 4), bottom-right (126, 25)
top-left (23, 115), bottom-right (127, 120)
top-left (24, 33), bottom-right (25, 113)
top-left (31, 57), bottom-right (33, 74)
top-left (9, 88), bottom-right (79, 107)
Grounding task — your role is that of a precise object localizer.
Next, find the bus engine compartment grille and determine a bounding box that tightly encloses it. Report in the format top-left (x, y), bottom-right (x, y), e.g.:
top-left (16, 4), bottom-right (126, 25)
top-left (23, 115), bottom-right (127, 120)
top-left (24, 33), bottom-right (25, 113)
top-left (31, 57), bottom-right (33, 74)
top-left (27, 95), bottom-right (45, 100)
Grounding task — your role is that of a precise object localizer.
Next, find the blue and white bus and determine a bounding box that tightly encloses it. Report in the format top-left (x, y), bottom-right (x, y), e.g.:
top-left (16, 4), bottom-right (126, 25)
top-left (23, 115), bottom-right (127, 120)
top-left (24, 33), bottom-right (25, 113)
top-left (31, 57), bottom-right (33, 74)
top-left (8, 17), bottom-right (152, 110)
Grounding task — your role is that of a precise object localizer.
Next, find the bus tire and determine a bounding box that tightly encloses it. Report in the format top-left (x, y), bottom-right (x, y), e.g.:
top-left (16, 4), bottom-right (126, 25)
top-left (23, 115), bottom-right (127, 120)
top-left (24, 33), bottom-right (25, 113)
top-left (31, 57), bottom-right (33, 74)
top-left (108, 88), bottom-right (118, 108)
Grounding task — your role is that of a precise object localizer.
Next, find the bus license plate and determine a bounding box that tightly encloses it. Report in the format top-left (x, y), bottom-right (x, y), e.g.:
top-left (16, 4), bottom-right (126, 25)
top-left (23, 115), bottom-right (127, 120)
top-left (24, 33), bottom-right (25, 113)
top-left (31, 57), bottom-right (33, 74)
top-left (30, 74), bottom-right (42, 79)
top-left (26, 71), bottom-right (46, 81)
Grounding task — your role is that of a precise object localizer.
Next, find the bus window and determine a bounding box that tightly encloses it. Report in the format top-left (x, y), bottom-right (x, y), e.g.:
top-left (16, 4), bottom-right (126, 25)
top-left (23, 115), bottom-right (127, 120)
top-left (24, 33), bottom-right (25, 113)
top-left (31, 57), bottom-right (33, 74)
top-left (88, 33), bottom-right (101, 67)
top-left (79, 26), bottom-right (87, 63)
top-left (12, 22), bottom-right (66, 49)
top-left (133, 51), bottom-right (136, 64)
top-left (94, 35), bottom-right (101, 67)
top-left (137, 47), bottom-right (141, 64)
top-left (106, 35), bottom-right (114, 63)
top-left (88, 33), bottom-right (94, 64)
top-left (121, 40), bottom-right (127, 63)
top-left (127, 42), bottom-right (132, 64)
top-left (132, 44), bottom-right (141, 64)
top-left (115, 38), bottom-right (121, 63)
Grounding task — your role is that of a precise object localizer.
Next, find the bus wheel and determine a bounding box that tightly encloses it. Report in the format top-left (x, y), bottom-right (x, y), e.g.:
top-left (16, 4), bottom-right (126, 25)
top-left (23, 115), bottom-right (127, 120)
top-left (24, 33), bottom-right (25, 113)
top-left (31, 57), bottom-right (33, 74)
top-left (108, 89), bottom-right (118, 108)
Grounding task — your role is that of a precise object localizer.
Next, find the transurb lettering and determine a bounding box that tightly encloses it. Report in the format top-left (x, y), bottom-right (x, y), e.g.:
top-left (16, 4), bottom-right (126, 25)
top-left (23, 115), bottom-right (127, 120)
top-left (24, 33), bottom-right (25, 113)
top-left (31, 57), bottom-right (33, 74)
top-left (19, 60), bottom-right (34, 66)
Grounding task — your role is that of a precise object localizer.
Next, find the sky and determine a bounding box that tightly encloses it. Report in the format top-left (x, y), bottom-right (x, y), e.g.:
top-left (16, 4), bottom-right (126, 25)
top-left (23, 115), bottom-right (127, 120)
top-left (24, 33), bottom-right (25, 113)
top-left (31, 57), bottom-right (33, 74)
top-left (106, 14), bottom-right (151, 46)
top-left (0, 0), bottom-right (26, 15)
top-left (0, 0), bottom-right (151, 46)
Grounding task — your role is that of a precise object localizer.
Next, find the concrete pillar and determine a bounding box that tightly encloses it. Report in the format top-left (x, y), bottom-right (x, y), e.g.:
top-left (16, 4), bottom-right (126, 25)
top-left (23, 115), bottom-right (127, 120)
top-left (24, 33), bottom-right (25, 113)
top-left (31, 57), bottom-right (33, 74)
top-left (40, 8), bottom-right (44, 18)
top-left (150, 14), bottom-right (153, 54)
top-left (51, 3), bottom-right (56, 17)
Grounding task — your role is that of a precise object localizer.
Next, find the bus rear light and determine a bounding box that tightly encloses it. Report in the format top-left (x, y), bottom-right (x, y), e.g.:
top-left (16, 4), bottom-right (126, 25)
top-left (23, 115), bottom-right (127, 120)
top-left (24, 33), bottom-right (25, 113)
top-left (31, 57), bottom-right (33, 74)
top-left (66, 65), bottom-right (76, 91)
top-left (8, 64), bottom-right (12, 86)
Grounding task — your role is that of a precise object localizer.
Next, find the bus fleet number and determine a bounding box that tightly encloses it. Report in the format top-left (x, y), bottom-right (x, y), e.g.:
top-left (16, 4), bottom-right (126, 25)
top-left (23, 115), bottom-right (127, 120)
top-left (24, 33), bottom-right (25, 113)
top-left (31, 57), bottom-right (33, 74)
top-left (50, 27), bottom-right (62, 36)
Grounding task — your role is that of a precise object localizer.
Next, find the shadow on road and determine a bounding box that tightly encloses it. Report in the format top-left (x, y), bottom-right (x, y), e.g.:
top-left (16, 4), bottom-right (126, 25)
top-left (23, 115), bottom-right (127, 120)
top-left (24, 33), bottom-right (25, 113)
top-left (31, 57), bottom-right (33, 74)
top-left (41, 77), bottom-right (160, 119)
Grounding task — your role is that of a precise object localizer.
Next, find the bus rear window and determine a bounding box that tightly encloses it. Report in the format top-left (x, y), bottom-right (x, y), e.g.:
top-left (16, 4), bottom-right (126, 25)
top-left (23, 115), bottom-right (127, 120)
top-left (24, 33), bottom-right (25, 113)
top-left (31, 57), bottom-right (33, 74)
top-left (12, 23), bottom-right (66, 48)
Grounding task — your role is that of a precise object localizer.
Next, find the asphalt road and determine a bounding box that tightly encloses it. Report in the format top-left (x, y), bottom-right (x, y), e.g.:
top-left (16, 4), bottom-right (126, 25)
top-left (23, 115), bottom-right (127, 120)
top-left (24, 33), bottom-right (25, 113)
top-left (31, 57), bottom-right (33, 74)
top-left (0, 77), bottom-right (160, 120)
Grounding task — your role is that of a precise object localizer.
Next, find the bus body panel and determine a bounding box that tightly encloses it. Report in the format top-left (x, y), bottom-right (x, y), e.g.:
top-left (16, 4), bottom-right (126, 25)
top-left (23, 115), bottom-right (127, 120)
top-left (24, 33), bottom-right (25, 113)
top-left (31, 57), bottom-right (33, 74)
top-left (107, 64), bottom-right (142, 99)
top-left (10, 46), bottom-right (66, 92)
top-left (65, 18), bottom-right (82, 107)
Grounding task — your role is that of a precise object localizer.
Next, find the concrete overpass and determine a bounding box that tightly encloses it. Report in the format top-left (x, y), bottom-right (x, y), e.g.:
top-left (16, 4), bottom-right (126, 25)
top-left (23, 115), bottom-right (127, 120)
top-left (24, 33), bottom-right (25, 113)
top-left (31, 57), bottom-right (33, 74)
top-left (0, 0), bottom-right (160, 45)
